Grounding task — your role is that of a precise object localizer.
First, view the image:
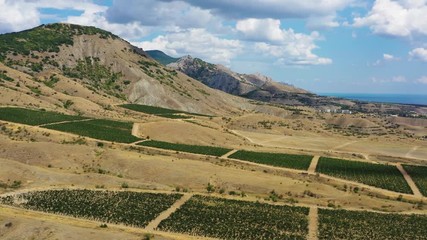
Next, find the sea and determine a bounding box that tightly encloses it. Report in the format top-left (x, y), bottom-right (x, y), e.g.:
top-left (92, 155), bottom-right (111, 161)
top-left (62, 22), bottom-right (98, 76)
top-left (319, 93), bottom-right (427, 106)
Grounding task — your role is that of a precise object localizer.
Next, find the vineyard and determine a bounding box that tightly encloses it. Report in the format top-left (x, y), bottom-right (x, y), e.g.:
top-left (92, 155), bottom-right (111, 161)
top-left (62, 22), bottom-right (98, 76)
top-left (120, 104), bottom-right (210, 118)
top-left (44, 119), bottom-right (140, 143)
top-left (228, 150), bottom-right (312, 170)
top-left (403, 164), bottom-right (427, 196)
top-left (157, 195), bottom-right (309, 240)
top-left (138, 140), bottom-right (231, 156)
top-left (0, 107), bottom-right (86, 125)
top-left (0, 190), bottom-right (182, 227)
top-left (316, 157), bottom-right (412, 194)
top-left (318, 208), bottom-right (427, 240)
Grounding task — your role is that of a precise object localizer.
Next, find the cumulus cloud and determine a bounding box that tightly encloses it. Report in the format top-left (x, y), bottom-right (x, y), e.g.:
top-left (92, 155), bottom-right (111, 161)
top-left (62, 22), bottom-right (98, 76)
top-left (0, 0), bottom-right (40, 33)
top-left (177, 0), bottom-right (353, 19)
top-left (409, 47), bottom-right (427, 61)
top-left (306, 15), bottom-right (340, 29)
top-left (66, 9), bottom-right (150, 40)
top-left (106, 0), bottom-right (219, 30)
top-left (353, 0), bottom-right (427, 37)
top-left (236, 18), bottom-right (332, 65)
top-left (383, 53), bottom-right (399, 61)
top-left (135, 29), bottom-right (242, 64)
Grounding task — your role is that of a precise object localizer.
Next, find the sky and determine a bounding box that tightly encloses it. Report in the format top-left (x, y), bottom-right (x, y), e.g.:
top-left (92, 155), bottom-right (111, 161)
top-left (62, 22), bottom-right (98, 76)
top-left (0, 0), bottom-right (427, 94)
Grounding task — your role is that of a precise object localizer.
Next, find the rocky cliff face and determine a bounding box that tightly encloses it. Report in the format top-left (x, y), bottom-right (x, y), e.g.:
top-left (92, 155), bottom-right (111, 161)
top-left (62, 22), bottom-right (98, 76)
top-left (167, 55), bottom-right (311, 106)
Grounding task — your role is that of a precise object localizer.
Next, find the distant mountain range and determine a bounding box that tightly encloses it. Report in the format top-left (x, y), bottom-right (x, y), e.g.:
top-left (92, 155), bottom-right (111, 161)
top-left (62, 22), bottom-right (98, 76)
top-left (147, 51), bottom-right (340, 107)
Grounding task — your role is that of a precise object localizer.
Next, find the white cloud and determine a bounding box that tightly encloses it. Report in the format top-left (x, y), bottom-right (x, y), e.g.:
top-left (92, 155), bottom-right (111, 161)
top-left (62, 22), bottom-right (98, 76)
top-left (306, 15), bottom-right (340, 29)
top-left (383, 53), bottom-right (399, 61)
top-left (66, 11), bottom-right (150, 40)
top-left (371, 75), bottom-right (407, 83)
top-left (180, 0), bottom-right (354, 19)
top-left (353, 0), bottom-right (427, 37)
top-left (416, 76), bottom-right (427, 84)
top-left (0, 0), bottom-right (41, 33)
top-left (409, 47), bottom-right (427, 61)
top-left (236, 18), bottom-right (332, 65)
top-left (236, 18), bottom-right (285, 42)
top-left (135, 29), bottom-right (242, 64)
top-left (391, 75), bottom-right (407, 82)
top-left (106, 0), bottom-right (219, 30)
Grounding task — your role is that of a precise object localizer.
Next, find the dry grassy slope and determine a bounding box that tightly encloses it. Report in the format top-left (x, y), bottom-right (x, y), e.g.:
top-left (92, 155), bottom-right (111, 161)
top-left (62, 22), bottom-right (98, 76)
top-left (54, 33), bottom-right (256, 116)
top-left (326, 115), bottom-right (380, 128)
top-left (0, 62), bottom-right (127, 119)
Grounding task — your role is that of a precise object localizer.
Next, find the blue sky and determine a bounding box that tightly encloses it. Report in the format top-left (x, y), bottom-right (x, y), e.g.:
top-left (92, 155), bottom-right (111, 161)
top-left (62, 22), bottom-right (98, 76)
top-left (1, 0), bottom-right (427, 94)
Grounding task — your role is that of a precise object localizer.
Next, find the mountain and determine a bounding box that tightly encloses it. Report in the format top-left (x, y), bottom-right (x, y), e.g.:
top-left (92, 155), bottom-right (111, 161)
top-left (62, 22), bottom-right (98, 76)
top-left (146, 50), bottom-right (179, 65)
top-left (167, 55), bottom-right (339, 106)
top-left (0, 23), bottom-right (265, 116)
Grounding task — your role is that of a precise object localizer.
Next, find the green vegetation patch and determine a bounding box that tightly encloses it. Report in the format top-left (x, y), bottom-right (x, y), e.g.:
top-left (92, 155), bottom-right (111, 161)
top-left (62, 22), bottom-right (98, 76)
top-left (120, 103), bottom-right (210, 118)
top-left (0, 71), bottom-right (14, 82)
top-left (319, 208), bottom-right (427, 240)
top-left (0, 23), bottom-right (117, 61)
top-left (317, 157), bottom-right (412, 194)
top-left (0, 189), bottom-right (181, 228)
top-left (229, 150), bottom-right (312, 170)
top-left (138, 140), bottom-right (231, 156)
top-left (0, 107), bottom-right (86, 125)
top-left (44, 119), bottom-right (140, 143)
top-left (403, 164), bottom-right (427, 196)
top-left (158, 195), bottom-right (309, 240)
top-left (62, 57), bottom-right (124, 99)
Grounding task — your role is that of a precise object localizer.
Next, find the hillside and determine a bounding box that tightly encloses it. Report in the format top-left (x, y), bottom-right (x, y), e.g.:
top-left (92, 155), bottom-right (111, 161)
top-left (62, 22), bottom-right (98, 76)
top-left (0, 23), bottom-right (264, 116)
top-left (146, 50), bottom-right (180, 65)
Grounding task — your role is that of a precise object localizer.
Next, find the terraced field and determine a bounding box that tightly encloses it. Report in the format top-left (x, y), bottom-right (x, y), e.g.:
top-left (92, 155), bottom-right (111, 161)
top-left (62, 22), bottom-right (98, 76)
top-left (318, 208), bottom-right (427, 240)
top-left (403, 164), bottom-right (427, 196)
top-left (157, 195), bottom-right (309, 240)
top-left (0, 190), bottom-right (182, 227)
top-left (138, 140), bottom-right (231, 156)
top-left (120, 103), bottom-right (209, 118)
top-left (44, 119), bottom-right (140, 143)
top-left (229, 150), bottom-right (312, 170)
top-left (316, 157), bottom-right (412, 194)
top-left (0, 107), bottom-right (86, 125)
